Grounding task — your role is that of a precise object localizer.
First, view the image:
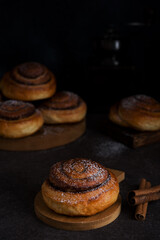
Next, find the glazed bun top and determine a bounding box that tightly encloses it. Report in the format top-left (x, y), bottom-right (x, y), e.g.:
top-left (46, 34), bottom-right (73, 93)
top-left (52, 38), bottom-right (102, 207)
top-left (40, 91), bottom-right (81, 110)
top-left (49, 158), bottom-right (110, 192)
top-left (0, 100), bottom-right (35, 120)
top-left (11, 62), bottom-right (53, 86)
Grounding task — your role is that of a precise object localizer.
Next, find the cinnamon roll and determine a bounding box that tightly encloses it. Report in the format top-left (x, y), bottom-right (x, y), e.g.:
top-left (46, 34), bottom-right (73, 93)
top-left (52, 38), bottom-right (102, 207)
top-left (41, 158), bottom-right (119, 216)
top-left (0, 100), bottom-right (44, 138)
top-left (1, 62), bottom-right (56, 101)
top-left (109, 95), bottom-right (160, 131)
top-left (39, 91), bottom-right (87, 124)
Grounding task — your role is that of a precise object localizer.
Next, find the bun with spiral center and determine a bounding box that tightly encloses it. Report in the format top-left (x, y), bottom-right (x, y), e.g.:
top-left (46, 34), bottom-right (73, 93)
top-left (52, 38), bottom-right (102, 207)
top-left (0, 100), bottom-right (44, 138)
top-left (39, 91), bottom-right (87, 124)
top-left (41, 158), bottom-right (119, 216)
top-left (109, 95), bottom-right (160, 131)
top-left (0, 62), bottom-right (56, 101)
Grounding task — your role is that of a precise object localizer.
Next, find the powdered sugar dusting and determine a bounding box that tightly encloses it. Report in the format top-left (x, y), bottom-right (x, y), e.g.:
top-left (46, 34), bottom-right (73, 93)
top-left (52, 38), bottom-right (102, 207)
top-left (120, 94), bottom-right (160, 111)
top-left (46, 172), bottom-right (118, 205)
top-left (49, 158), bottom-right (109, 192)
top-left (94, 138), bottom-right (127, 158)
top-left (42, 125), bottom-right (64, 136)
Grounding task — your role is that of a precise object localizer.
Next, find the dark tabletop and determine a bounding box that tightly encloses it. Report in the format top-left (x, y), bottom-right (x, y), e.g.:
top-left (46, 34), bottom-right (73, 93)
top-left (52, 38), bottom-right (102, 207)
top-left (0, 114), bottom-right (160, 240)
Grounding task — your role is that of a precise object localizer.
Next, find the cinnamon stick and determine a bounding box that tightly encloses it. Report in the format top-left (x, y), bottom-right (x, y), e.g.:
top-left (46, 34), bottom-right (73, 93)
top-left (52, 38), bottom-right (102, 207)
top-left (128, 184), bottom-right (160, 206)
top-left (128, 185), bottom-right (160, 197)
top-left (135, 180), bottom-right (151, 221)
top-left (130, 191), bottom-right (160, 206)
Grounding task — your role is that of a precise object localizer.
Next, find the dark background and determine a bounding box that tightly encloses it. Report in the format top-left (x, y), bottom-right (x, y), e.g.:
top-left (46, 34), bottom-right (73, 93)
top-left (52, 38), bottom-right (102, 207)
top-left (0, 0), bottom-right (160, 112)
top-left (0, 3), bottom-right (160, 239)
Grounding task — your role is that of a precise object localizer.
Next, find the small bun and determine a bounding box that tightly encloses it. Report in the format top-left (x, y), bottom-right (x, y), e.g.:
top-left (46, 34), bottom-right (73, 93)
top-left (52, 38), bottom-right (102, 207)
top-left (0, 100), bottom-right (44, 138)
top-left (109, 95), bottom-right (160, 131)
top-left (39, 91), bottom-right (87, 124)
top-left (41, 158), bottom-right (119, 216)
top-left (1, 62), bottom-right (56, 101)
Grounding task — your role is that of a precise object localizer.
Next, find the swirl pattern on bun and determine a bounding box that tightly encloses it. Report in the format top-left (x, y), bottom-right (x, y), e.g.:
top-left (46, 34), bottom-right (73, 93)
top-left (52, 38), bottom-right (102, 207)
top-left (49, 158), bottom-right (110, 192)
top-left (0, 100), bottom-right (35, 120)
top-left (42, 158), bottom-right (119, 216)
top-left (109, 95), bottom-right (160, 131)
top-left (1, 62), bottom-right (56, 101)
top-left (0, 100), bottom-right (44, 138)
top-left (39, 91), bottom-right (87, 124)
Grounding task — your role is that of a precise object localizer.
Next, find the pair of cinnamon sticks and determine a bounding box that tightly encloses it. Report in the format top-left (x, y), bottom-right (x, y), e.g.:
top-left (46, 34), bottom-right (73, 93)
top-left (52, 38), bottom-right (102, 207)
top-left (127, 179), bottom-right (160, 221)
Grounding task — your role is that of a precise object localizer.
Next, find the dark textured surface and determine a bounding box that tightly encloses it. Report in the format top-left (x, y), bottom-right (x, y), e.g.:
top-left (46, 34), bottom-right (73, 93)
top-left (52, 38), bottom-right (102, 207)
top-left (0, 114), bottom-right (160, 240)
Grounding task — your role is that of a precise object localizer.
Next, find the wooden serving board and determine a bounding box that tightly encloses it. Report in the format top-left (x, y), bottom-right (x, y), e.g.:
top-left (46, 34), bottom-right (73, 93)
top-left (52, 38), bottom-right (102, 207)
top-left (106, 120), bottom-right (160, 148)
top-left (107, 168), bottom-right (125, 183)
top-left (0, 119), bottom-right (86, 151)
top-left (34, 168), bottom-right (125, 231)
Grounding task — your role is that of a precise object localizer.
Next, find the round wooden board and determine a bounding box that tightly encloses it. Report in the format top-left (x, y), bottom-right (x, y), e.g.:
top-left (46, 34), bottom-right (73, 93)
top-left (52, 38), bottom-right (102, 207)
top-left (34, 192), bottom-right (121, 231)
top-left (0, 119), bottom-right (86, 151)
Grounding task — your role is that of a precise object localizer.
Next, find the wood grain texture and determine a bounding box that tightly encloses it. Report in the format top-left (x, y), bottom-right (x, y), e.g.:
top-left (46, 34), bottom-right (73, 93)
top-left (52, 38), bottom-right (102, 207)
top-left (34, 168), bottom-right (124, 231)
top-left (34, 192), bottom-right (121, 231)
top-left (106, 120), bottom-right (160, 148)
top-left (107, 168), bottom-right (125, 183)
top-left (0, 119), bottom-right (86, 151)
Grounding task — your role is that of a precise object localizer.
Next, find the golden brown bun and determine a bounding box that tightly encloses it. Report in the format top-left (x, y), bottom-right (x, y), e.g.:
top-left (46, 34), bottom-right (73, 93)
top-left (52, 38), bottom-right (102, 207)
top-left (109, 95), bottom-right (160, 131)
top-left (41, 158), bottom-right (119, 216)
top-left (0, 100), bottom-right (44, 138)
top-left (39, 91), bottom-right (87, 124)
top-left (1, 62), bottom-right (56, 101)
top-left (109, 103), bottom-right (129, 127)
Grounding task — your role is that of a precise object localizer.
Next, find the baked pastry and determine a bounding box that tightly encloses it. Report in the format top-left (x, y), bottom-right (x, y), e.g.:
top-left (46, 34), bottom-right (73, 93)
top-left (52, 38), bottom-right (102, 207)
top-left (109, 102), bottom-right (129, 128)
top-left (0, 62), bottom-right (56, 101)
top-left (41, 158), bottom-right (119, 216)
top-left (0, 100), bottom-right (44, 138)
top-left (39, 91), bottom-right (87, 124)
top-left (109, 95), bottom-right (160, 131)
